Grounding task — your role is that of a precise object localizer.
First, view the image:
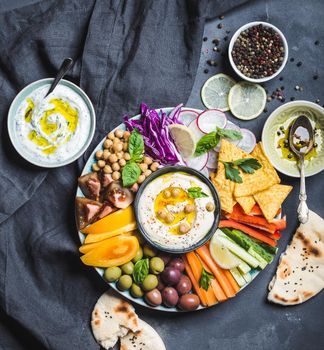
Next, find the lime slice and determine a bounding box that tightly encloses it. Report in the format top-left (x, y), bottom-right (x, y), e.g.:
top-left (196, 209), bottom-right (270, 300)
top-left (168, 124), bottom-right (196, 159)
top-left (209, 230), bottom-right (241, 269)
top-left (201, 74), bottom-right (236, 111)
top-left (228, 82), bottom-right (266, 120)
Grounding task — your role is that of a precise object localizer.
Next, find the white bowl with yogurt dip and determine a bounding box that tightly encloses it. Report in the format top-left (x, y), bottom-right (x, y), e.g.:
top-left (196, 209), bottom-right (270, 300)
top-left (134, 166), bottom-right (221, 254)
top-left (8, 78), bottom-right (96, 168)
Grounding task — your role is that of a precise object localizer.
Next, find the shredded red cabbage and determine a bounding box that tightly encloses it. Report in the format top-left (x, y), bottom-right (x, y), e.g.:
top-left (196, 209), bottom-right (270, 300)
top-left (123, 103), bottom-right (183, 165)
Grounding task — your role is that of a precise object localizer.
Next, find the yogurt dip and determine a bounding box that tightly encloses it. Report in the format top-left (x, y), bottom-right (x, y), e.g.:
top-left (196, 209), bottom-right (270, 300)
top-left (14, 84), bottom-right (91, 164)
top-left (138, 172), bottom-right (216, 250)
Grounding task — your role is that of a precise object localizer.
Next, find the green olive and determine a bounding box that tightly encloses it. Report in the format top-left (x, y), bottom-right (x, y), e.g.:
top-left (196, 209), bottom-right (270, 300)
top-left (121, 261), bottom-right (134, 275)
top-left (130, 283), bottom-right (144, 298)
top-left (142, 274), bottom-right (158, 291)
top-left (143, 244), bottom-right (157, 258)
top-left (117, 275), bottom-right (133, 291)
top-left (132, 247), bottom-right (144, 263)
top-left (104, 266), bottom-right (122, 282)
top-left (149, 257), bottom-right (165, 274)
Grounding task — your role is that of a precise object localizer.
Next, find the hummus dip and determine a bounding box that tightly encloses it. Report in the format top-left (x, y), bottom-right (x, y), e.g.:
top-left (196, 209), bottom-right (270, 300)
top-left (138, 172), bottom-right (216, 250)
top-left (15, 84), bottom-right (91, 164)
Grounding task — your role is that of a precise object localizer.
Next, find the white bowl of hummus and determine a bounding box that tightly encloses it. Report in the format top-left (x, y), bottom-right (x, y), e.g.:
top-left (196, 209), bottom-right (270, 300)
top-left (135, 166), bottom-right (221, 253)
top-left (8, 78), bottom-right (95, 168)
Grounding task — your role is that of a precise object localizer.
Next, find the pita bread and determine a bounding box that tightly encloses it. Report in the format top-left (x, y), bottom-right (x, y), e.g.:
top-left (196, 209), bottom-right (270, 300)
top-left (268, 210), bottom-right (324, 305)
top-left (120, 319), bottom-right (166, 350)
top-left (91, 290), bottom-right (140, 349)
top-left (236, 195), bottom-right (256, 214)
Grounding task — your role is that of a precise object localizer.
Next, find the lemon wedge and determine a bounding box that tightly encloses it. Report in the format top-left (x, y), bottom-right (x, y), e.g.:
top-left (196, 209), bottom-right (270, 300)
top-left (168, 124), bottom-right (196, 159)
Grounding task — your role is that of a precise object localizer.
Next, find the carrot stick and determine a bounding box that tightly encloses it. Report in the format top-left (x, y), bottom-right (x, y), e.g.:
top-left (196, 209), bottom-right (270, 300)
top-left (183, 256), bottom-right (208, 307)
top-left (196, 245), bottom-right (236, 298)
top-left (219, 220), bottom-right (277, 247)
top-left (223, 270), bottom-right (240, 294)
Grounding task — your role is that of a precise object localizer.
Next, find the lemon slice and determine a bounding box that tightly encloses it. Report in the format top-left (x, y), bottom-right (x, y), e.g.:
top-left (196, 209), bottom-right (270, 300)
top-left (201, 73), bottom-right (236, 111)
top-left (228, 82), bottom-right (266, 120)
top-left (209, 230), bottom-right (241, 269)
top-left (168, 124), bottom-right (196, 159)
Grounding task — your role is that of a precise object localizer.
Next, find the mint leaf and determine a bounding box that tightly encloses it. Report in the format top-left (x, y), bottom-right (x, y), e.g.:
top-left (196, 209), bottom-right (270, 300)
top-left (195, 132), bottom-right (220, 156)
top-left (216, 127), bottom-right (243, 140)
top-left (188, 187), bottom-right (208, 198)
top-left (234, 158), bottom-right (262, 173)
top-left (133, 258), bottom-right (149, 284)
top-left (199, 266), bottom-right (214, 291)
top-left (128, 128), bottom-right (144, 162)
top-left (122, 161), bottom-right (141, 187)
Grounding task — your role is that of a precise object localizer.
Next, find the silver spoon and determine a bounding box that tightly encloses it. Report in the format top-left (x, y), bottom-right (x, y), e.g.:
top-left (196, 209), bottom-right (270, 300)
top-left (289, 115), bottom-right (314, 224)
top-left (44, 58), bottom-right (74, 98)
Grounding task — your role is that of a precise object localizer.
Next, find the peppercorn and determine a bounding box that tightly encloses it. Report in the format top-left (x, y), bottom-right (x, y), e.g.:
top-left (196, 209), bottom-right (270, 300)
top-left (277, 131), bottom-right (281, 136)
top-left (288, 153), bottom-right (293, 159)
top-left (296, 61), bottom-right (302, 67)
top-left (313, 74), bottom-right (319, 80)
top-left (290, 57), bottom-right (295, 62)
top-left (219, 15), bottom-right (224, 20)
top-left (217, 23), bottom-right (223, 29)
top-left (204, 69), bottom-right (209, 74)
top-left (290, 97), bottom-right (295, 101)
top-left (212, 38), bottom-right (219, 45)
top-left (279, 76), bottom-right (284, 81)
top-left (314, 40), bottom-right (320, 45)
top-left (223, 36), bottom-right (228, 41)
top-left (315, 99), bottom-right (320, 104)
top-left (203, 37), bottom-right (207, 42)
top-left (280, 126), bottom-right (284, 131)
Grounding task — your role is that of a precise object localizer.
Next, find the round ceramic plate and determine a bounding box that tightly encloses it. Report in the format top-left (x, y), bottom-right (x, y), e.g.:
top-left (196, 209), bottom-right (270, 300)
top-left (77, 107), bottom-right (265, 312)
top-left (262, 100), bottom-right (324, 177)
top-left (8, 78), bottom-right (96, 168)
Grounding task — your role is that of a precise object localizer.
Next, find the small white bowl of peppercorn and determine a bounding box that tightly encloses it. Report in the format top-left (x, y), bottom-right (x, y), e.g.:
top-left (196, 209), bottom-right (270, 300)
top-left (228, 21), bottom-right (288, 83)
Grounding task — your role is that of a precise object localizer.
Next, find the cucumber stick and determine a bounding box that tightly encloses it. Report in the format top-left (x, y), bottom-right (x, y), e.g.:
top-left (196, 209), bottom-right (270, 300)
top-left (242, 272), bottom-right (252, 283)
top-left (216, 231), bottom-right (259, 268)
top-left (230, 267), bottom-right (246, 287)
top-left (248, 247), bottom-right (268, 269)
top-left (237, 260), bottom-right (251, 274)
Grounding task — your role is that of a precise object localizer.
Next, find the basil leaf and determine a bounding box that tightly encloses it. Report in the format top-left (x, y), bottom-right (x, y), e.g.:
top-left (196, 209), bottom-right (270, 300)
top-left (195, 132), bottom-right (220, 156)
top-left (133, 258), bottom-right (149, 284)
top-left (199, 267), bottom-right (214, 291)
top-left (122, 161), bottom-right (141, 187)
top-left (128, 128), bottom-right (144, 162)
top-left (234, 158), bottom-right (262, 173)
top-left (216, 127), bottom-right (243, 140)
top-left (220, 161), bottom-right (243, 183)
top-left (188, 187), bottom-right (208, 198)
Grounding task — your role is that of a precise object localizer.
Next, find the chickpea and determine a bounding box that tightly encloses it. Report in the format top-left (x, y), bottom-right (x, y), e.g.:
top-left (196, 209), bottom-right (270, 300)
top-left (123, 142), bottom-right (128, 151)
top-left (165, 213), bottom-right (175, 223)
top-left (92, 163), bottom-right (100, 172)
top-left (150, 162), bottom-right (159, 171)
top-left (119, 158), bottom-right (126, 167)
top-left (124, 152), bottom-right (131, 161)
top-left (104, 139), bottom-right (113, 149)
top-left (116, 152), bottom-right (124, 160)
top-left (113, 137), bottom-right (120, 144)
top-left (179, 222), bottom-right (191, 234)
top-left (171, 188), bottom-right (180, 198)
top-left (109, 154), bottom-right (118, 163)
top-left (103, 165), bottom-right (112, 174)
top-left (137, 174), bottom-right (146, 184)
top-left (139, 163), bottom-right (148, 172)
top-left (113, 143), bottom-right (123, 152)
top-left (108, 132), bottom-right (115, 140)
top-left (184, 204), bottom-right (195, 214)
top-left (96, 150), bottom-right (103, 160)
top-left (115, 129), bottom-right (124, 138)
top-left (97, 160), bottom-right (106, 168)
top-left (143, 156), bottom-right (153, 165)
top-left (123, 131), bottom-right (131, 140)
top-left (112, 171), bottom-right (121, 180)
top-left (112, 162), bottom-right (120, 171)
top-left (103, 149), bottom-right (110, 160)
top-left (206, 202), bottom-right (215, 212)
top-left (164, 190), bottom-right (171, 198)
top-left (144, 169), bottom-right (152, 177)
top-left (157, 208), bottom-right (167, 220)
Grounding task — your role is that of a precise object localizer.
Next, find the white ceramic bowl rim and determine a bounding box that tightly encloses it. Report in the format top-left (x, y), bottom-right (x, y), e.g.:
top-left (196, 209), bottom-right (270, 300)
top-left (7, 78), bottom-right (96, 168)
top-left (228, 21), bottom-right (289, 83)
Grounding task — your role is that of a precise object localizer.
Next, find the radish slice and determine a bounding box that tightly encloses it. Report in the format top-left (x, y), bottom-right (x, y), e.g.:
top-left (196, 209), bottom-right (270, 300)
top-left (178, 109), bottom-right (199, 126)
top-left (237, 128), bottom-right (256, 153)
top-left (186, 152), bottom-right (208, 171)
top-left (197, 109), bottom-right (227, 134)
top-left (188, 118), bottom-right (205, 142)
top-left (207, 150), bottom-right (218, 169)
top-left (200, 166), bottom-right (210, 179)
top-left (214, 120), bottom-right (241, 152)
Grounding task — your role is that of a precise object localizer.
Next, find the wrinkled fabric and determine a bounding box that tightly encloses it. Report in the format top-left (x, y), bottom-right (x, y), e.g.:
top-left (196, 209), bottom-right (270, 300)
top-left (0, 0), bottom-right (247, 349)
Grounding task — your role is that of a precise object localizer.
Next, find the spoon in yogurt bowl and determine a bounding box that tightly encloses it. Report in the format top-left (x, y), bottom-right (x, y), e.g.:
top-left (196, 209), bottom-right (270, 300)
top-left (289, 115), bottom-right (314, 224)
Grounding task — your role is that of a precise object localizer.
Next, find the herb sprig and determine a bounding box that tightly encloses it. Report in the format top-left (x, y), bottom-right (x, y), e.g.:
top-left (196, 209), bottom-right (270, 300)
top-left (199, 266), bottom-right (214, 291)
top-left (220, 158), bottom-right (262, 183)
top-left (133, 258), bottom-right (149, 284)
top-left (188, 187), bottom-right (208, 198)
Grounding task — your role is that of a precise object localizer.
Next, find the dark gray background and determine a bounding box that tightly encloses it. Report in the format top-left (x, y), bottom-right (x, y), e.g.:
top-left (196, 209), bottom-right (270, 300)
top-left (1, 0), bottom-right (323, 349)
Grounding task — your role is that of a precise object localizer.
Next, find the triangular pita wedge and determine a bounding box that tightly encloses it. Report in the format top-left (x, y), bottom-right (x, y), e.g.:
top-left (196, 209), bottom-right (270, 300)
top-left (234, 143), bottom-right (280, 198)
top-left (268, 210), bottom-right (324, 305)
top-left (254, 184), bottom-right (293, 222)
top-left (91, 290), bottom-right (140, 349)
top-left (211, 140), bottom-right (247, 213)
top-left (120, 319), bottom-right (166, 350)
top-left (236, 195), bottom-right (256, 214)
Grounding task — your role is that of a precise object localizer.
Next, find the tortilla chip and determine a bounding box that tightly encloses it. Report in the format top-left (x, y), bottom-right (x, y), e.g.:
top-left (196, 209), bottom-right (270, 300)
top-left (211, 140), bottom-right (247, 213)
top-left (254, 184), bottom-right (293, 222)
top-left (236, 196), bottom-right (256, 214)
top-left (234, 143), bottom-right (280, 198)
